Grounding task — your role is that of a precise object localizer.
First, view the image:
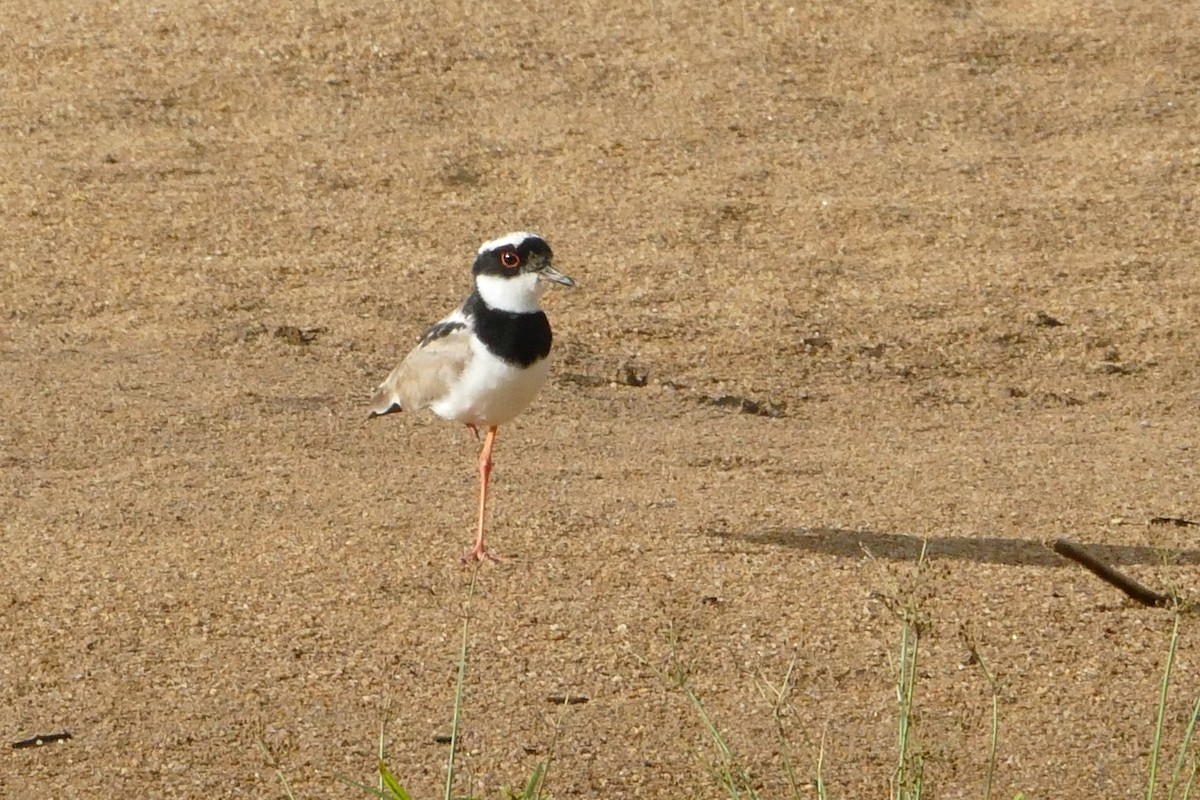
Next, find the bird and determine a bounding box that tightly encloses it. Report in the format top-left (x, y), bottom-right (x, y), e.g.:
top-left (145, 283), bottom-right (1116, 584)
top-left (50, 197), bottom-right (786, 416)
top-left (367, 232), bottom-right (574, 563)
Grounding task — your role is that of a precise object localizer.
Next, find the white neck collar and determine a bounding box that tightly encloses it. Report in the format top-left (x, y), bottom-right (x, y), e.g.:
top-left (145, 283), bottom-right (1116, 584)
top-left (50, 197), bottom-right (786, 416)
top-left (474, 272), bottom-right (546, 314)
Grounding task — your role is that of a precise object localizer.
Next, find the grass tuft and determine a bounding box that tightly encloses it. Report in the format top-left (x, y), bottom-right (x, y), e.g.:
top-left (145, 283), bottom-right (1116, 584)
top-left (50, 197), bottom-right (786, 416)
top-left (258, 735), bottom-right (299, 800)
top-left (1149, 608), bottom-right (1200, 800)
top-left (280, 547), bottom-right (1200, 800)
top-left (343, 567), bottom-right (556, 800)
top-left (962, 628), bottom-right (1001, 800)
top-left (641, 623), bottom-right (761, 799)
top-left (441, 568), bottom-right (479, 800)
top-left (755, 652), bottom-right (804, 800)
top-left (893, 609), bottom-right (924, 800)
top-left (890, 543), bottom-right (928, 800)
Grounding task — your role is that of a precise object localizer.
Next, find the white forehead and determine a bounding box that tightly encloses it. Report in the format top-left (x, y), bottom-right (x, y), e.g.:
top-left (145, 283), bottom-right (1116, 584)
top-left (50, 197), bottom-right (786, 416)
top-left (477, 231), bottom-right (542, 254)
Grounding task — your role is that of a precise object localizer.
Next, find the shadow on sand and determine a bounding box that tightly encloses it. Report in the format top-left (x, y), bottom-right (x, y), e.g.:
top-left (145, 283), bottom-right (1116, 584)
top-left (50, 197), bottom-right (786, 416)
top-left (710, 526), bottom-right (1200, 569)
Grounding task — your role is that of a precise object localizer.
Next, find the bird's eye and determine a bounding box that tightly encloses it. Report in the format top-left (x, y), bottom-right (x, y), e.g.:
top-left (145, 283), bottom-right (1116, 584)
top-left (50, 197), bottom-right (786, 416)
top-left (499, 249), bottom-right (521, 269)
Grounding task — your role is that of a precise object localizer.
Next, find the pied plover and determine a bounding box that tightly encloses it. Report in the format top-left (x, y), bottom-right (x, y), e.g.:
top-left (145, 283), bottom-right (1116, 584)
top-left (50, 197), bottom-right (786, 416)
top-left (368, 232), bottom-right (574, 563)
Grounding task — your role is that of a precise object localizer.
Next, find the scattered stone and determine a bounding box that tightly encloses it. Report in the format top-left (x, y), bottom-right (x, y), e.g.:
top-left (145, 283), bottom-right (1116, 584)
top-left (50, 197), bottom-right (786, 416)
top-left (1094, 361), bottom-right (1136, 375)
top-left (442, 163), bottom-right (482, 187)
top-left (1034, 311), bottom-right (1065, 327)
top-left (273, 325), bottom-right (325, 345)
top-left (1006, 388), bottom-right (1084, 407)
top-left (801, 335), bottom-right (833, 350)
top-left (700, 393), bottom-right (786, 418)
top-left (558, 372), bottom-right (608, 388)
top-left (234, 322), bottom-right (267, 343)
top-left (1035, 391), bottom-right (1084, 407)
top-left (615, 362), bottom-right (648, 387)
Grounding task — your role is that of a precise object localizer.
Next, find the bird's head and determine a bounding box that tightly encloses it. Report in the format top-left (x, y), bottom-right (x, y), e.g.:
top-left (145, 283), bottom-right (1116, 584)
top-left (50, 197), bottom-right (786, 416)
top-left (472, 232), bottom-right (574, 313)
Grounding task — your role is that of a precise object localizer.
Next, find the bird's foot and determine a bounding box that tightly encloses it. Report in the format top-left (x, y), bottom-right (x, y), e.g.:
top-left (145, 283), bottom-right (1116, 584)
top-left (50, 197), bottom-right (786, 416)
top-left (461, 543), bottom-right (505, 565)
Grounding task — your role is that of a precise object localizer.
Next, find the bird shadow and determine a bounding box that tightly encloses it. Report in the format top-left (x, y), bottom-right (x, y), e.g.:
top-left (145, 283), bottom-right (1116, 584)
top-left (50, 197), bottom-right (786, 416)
top-left (708, 526), bottom-right (1200, 568)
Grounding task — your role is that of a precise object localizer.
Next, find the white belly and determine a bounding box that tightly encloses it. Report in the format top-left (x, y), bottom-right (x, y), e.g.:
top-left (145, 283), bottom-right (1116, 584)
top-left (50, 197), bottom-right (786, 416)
top-left (430, 340), bottom-right (551, 427)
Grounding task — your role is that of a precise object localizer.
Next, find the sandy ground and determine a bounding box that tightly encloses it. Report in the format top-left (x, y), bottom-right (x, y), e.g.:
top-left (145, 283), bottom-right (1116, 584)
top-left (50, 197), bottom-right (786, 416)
top-left (3, 0), bottom-right (1200, 797)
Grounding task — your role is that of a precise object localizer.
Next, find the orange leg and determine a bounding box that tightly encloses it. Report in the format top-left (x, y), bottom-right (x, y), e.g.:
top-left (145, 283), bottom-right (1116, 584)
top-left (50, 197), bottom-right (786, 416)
top-left (463, 426), bottom-right (501, 563)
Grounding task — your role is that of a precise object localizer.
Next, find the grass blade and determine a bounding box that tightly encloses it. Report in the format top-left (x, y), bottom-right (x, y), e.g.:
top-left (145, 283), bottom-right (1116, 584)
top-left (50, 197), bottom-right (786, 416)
top-left (444, 568), bottom-right (480, 800)
top-left (520, 759), bottom-right (548, 799)
top-left (674, 670), bottom-right (759, 800)
top-left (1149, 614), bottom-right (1183, 800)
top-left (984, 692), bottom-right (1000, 800)
top-left (379, 760), bottom-right (414, 800)
top-left (969, 639), bottom-right (1001, 800)
top-left (1169, 696), bottom-right (1200, 799)
top-left (684, 684), bottom-right (744, 798)
top-left (1181, 759), bottom-right (1198, 800)
top-left (816, 726), bottom-right (828, 800)
top-left (257, 736), bottom-right (298, 800)
top-left (893, 543), bottom-right (927, 800)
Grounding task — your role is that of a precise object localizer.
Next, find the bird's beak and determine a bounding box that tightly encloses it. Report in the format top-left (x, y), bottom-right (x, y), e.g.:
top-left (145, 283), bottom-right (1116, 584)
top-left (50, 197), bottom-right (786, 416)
top-left (537, 265), bottom-right (576, 287)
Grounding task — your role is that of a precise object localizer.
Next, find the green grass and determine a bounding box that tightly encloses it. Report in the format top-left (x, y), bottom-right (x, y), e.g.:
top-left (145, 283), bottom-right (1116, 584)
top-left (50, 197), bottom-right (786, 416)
top-left (755, 653), bottom-right (815, 800)
top-left (967, 637), bottom-right (1001, 800)
top-left (262, 551), bottom-right (1198, 800)
top-left (892, 598), bottom-right (924, 800)
top-left (1148, 609), bottom-right (1200, 800)
top-left (680, 675), bottom-right (760, 799)
top-left (658, 547), bottom-right (1198, 800)
top-left (641, 625), bottom-right (823, 800)
top-left (342, 568), bottom-right (555, 800)
top-left (885, 542), bottom-right (929, 800)
top-left (258, 734), bottom-right (300, 800)
top-left (645, 622), bottom-right (764, 799)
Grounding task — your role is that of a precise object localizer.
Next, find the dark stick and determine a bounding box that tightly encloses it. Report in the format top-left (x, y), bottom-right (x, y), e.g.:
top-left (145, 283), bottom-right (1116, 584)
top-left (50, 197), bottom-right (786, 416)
top-left (11, 731), bottom-right (73, 749)
top-left (1052, 539), bottom-right (1175, 608)
top-left (1150, 516), bottom-right (1200, 528)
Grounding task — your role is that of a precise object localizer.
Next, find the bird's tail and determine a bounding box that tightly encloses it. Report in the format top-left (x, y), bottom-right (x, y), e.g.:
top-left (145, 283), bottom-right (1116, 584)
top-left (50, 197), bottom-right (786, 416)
top-left (367, 384), bottom-right (403, 419)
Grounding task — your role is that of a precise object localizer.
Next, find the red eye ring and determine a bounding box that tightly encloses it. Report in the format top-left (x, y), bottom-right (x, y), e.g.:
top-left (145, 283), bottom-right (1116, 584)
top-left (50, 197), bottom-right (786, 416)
top-left (499, 249), bottom-right (521, 269)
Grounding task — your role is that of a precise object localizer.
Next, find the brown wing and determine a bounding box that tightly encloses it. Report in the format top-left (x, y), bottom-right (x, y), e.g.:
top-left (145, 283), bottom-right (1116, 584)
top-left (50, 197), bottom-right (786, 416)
top-left (368, 324), bottom-right (472, 418)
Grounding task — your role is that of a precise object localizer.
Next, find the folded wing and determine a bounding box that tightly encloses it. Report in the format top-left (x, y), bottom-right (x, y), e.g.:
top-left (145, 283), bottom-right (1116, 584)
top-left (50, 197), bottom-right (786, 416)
top-left (368, 320), bottom-right (471, 418)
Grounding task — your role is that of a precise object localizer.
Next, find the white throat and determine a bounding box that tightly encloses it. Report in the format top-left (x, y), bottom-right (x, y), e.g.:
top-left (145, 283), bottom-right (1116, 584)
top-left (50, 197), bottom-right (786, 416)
top-left (475, 272), bottom-right (546, 313)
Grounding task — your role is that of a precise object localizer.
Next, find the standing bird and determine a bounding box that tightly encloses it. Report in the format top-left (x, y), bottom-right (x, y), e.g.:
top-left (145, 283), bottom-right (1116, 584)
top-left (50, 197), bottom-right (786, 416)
top-left (368, 232), bottom-right (574, 563)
